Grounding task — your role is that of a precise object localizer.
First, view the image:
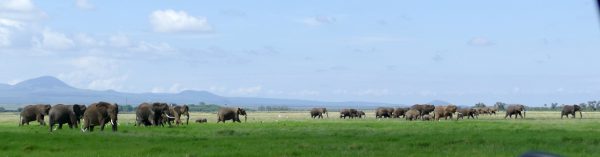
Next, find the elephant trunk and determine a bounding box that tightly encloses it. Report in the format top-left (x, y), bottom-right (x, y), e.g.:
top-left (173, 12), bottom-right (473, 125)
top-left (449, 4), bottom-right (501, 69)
top-left (111, 119), bottom-right (118, 132)
top-left (579, 111), bottom-right (583, 119)
top-left (523, 110), bottom-right (526, 118)
top-left (244, 115), bottom-right (247, 122)
top-left (325, 112), bottom-right (329, 118)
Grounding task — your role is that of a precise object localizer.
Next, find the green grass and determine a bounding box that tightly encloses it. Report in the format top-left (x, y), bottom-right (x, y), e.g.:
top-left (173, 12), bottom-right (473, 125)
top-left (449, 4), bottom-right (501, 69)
top-left (1, 111), bottom-right (600, 156)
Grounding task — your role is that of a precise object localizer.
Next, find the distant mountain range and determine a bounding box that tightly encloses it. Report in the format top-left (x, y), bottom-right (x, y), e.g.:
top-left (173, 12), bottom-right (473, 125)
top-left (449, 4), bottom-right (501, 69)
top-left (0, 76), bottom-right (410, 109)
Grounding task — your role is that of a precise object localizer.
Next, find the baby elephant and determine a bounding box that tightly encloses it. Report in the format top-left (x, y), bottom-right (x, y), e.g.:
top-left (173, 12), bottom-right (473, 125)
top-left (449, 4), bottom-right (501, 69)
top-left (421, 114), bottom-right (432, 121)
top-left (195, 118), bottom-right (207, 123)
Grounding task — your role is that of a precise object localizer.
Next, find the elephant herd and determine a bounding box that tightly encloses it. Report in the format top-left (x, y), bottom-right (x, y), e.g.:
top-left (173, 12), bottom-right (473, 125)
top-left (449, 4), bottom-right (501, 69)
top-left (311, 103), bottom-right (583, 121)
top-left (19, 102), bottom-right (118, 132)
top-left (18, 101), bottom-right (249, 132)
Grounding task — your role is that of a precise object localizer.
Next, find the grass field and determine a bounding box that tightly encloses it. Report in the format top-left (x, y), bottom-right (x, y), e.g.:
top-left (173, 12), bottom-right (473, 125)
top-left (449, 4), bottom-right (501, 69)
top-left (1, 111), bottom-right (600, 157)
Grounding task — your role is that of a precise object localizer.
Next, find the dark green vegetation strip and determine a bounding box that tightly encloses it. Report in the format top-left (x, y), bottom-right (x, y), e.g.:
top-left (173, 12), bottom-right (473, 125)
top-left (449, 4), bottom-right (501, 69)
top-left (1, 120), bottom-right (600, 157)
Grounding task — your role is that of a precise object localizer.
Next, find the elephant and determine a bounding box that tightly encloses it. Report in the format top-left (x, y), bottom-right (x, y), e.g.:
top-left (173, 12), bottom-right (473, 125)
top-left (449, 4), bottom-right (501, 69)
top-left (310, 108), bottom-right (328, 119)
top-left (405, 109), bottom-right (421, 121)
top-left (457, 108), bottom-right (477, 119)
top-left (488, 107), bottom-right (498, 115)
top-left (68, 104), bottom-right (86, 126)
top-left (421, 114), bottom-right (432, 121)
top-left (167, 104), bottom-right (190, 125)
top-left (81, 102), bottom-right (119, 132)
top-left (433, 105), bottom-right (458, 121)
top-left (195, 118), bottom-right (207, 123)
top-left (339, 109), bottom-right (358, 119)
top-left (561, 104), bottom-right (582, 119)
top-left (375, 107), bottom-right (394, 118)
top-left (356, 111), bottom-right (366, 118)
top-left (19, 104), bottom-right (51, 126)
top-left (504, 104), bottom-right (526, 119)
top-left (48, 104), bottom-right (79, 132)
top-left (136, 102), bottom-right (174, 127)
top-left (217, 107), bottom-right (247, 123)
top-left (392, 107), bottom-right (409, 118)
top-left (410, 104), bottom-right (435, 119)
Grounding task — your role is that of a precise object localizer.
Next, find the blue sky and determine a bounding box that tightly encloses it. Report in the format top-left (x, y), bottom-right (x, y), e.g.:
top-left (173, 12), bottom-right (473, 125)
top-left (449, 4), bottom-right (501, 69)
top-left (0, 0), bottom-right (599, 106)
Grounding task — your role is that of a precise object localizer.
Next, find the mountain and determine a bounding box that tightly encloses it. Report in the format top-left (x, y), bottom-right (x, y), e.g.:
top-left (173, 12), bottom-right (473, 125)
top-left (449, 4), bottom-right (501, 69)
top-left (0, 76), bottom-right (393, 109)
top-left (13, 76), bottom-right (74, 90)
top-left (427, 100), bottom-right (452, 106)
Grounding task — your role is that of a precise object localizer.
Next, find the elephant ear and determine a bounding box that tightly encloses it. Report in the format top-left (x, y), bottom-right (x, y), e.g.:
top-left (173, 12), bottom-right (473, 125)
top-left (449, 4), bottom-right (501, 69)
top-left (72, 105), bottom-right (81, 114)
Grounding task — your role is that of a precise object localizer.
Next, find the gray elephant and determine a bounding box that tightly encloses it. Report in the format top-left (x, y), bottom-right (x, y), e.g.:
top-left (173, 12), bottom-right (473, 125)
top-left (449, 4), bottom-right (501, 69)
top-left (410, 104), bottom-right (435, 119)
top-left (217, 107), bottom-right (247, 123)
top-left (136, 102), bottom-right (174, 127)
top-left (167, 104), bottom-right (190, 125)
top-left (310, 108), bottom-right (328, 119)
top-left (82, 102), bottom-right (119, 132)
top-left (433, 105), bottom-right (458, 121)
top-left (68, 104), bottom-right (86, 126)
top-left (48, 104), bottom-right (79, 132)
top-left (561, 104), bottom-right (582, 119)
top-left (356, 111), bottom-right (366, 118)
top-left (195, 118), bottom-right (207, 123)
top-left (405, 109), bottom-right (421, 121)
top-left (375, 107), bottom-right (394, 118)
top-left (504, 104), bottom-right (526, 119)
top-left (421, 114), bottom-right (432, 121)
top-left (19, 104), bottom-right (51, 126)
top-left (339, 109), bottom-right (358, 119)
top-left (392, 107), bottom-right (409, 118)
top-left (457, 108), bottom-right (477, 119)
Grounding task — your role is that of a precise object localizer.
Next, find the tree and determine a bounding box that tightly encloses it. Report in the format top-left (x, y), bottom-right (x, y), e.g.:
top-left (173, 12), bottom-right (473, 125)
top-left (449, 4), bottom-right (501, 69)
top-left (0, 107), bottom-right (5, 112)
top-left (494, 102), bottom-right (506, 110)
top-left (550, 103), bottom-right (558, 110)
top-left (475, 102), bottom-right (486, 108)
top-left (580, 103), bottom-right (587, 110)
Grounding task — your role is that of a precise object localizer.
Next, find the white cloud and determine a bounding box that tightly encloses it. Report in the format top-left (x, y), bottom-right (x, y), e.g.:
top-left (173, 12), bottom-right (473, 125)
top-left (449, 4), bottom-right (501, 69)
top-left (32, 29), bottom-right (75, 50)
top-left (229, 86), bottom-right (262, 96)
top-left (0, 18), bottom-right (24, 47)
top-left (301, 16), bottom-right (336, 27)
top-left (108, 34), bottom-right (131, 48)
top-left (149, 9), bottom-right (212, 33)
top-left (58, 56), bottom-right (128, 91)
top-left (0, 27), bottom-right (11, 47)
top-left (75, 0), bottom-right (94, 10)
top-left (129, 41), bottom-right (175, 54)
top-left (0, 0), bottom-right (35, 12)
top-left (74, 33), bottom-right (104, 47)
top-left (468, 37), bottom-right (494, 46)
top-left (151, 83), bottom-right (185, 93)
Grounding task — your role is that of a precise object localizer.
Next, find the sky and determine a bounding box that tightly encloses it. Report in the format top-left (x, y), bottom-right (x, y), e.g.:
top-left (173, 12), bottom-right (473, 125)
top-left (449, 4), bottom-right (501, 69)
top-left (0, 0), bottom-right (599, 106)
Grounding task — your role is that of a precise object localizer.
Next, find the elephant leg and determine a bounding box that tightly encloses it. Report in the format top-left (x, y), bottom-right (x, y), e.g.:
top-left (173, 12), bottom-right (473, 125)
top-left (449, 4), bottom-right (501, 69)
top-left (90, 126), bottom-right (94, 132)
top-left (518, 113), bottom-right (523, 119)
top-left (37, 115), bottom-right (44, 126)
top-left (99, 119), bottom-right (106, 131)
top-left (49, 120), bottom-right (54, 132)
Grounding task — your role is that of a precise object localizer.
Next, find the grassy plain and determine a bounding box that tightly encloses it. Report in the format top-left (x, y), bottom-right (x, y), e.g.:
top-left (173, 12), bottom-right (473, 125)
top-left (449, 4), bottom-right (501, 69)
top-left (1, 111), bottom-right (600, 157)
